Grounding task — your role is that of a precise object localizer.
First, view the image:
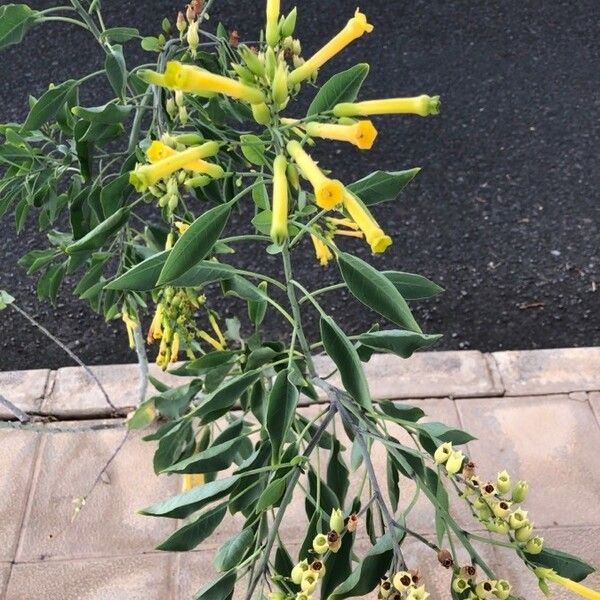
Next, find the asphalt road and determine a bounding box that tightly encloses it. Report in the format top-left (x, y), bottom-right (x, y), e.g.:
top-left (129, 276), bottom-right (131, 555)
top-left (1, 0), bottom-right (598, 371)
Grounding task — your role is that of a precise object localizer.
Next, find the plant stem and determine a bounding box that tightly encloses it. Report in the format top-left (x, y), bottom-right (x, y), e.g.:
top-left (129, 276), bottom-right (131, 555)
top-left (132, 326), bottom-right (149, 406)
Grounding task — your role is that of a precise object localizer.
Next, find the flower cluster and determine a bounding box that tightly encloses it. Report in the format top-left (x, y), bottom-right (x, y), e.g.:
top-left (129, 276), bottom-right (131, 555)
top-left (378, 571), bottom-right (430, 599)
top-left (451, 573), bottom-right (512, 600)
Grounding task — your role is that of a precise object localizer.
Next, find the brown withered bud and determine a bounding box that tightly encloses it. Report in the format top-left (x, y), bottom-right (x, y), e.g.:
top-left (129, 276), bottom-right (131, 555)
top-left (437, 549), bottom-right (454, 569)
top-left (185, 4), bottom-right (195, 23)
top-left (462, 461), bottom-right (476, 480)
top-left (389, 593), bottom-right (402, 600)
top-left (409, 569), bottom-right (421, 585)
top-left (381, 580), bottom-right (392, 591)
top-left (283, 47), bottom-right (294, 62)
top-left (460, 564), bottom-right (477, 579)
top-left (327, 530), bottom-right (341, 552)
top-left (229, 30), bottom-right (240, 47)
top-left (347, 513), bottom-right (359, 532)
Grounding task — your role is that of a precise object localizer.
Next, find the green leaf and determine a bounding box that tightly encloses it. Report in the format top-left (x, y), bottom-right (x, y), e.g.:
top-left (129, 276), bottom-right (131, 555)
top-left (193, 571), bottom-right (236, 600)
top-left (327, 440), bottom-right (349, 507)
top-left (0, 4), bottom-right (39, 50)
top-left (383, 271), bottom-right (444, 300)
top-left (126, 399), bottom-right (156, 430)
top-left (100, 26), bottom-right (139, 43)
top-left (157, 503), bottom-right (227, 551)
top-left (326, 534), bottom-right (400, 600)
top-left (266, 369), bottom-right (299, 462)
top-left (239, 134), bottom-right (266, 166)
top-left (105, 251), bottom-right (167, 291)
top-left (357, 330), bottom-right (441, 358)
top-left (0, 290), bottom-right (15, 310)
top-left (320, 316), bottom-right (372, 411)
top-left (72, 103), bottom-right (132, 124)
top-left (416, 422), bottom-right (476, 455)
top-left (169, 351), bottom-right (237, 377)
top-left (307, 63), bottom-right (369, 117)
top-left (378, 401), bottom-right (425, 423)
top-left (255, 476), bottom-right (286, 512)
top-left (321, 527), bottom-right (354, 597)
top-left (65, 207), bottom-right (129, 254)
top-left (251, 209), bottom-right (272, 235)
top-left (347, 168), bottom-right (421, 206)
top-left (140, 475), bottom-right (238, 519)
top-left (21, 80), bottom-right (78, 132)
top-left (214, 528), bottom-right (254, 572)
top-left (525, 547), bottom-right (596, 582)
top-left (338, 253), bottom-right (421, 333)
top-left (106, 45), bottom-right (127, 99)
top-left (157, 203), bottom-right (232, 285)
top-left (141, 35), bottom-right (162, 52)
top-left (163, 438), bottom-right (244, 474)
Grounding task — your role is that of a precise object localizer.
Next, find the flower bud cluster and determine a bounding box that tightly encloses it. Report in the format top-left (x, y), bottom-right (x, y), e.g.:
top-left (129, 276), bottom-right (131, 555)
top-left (377, 571), bottom-right (429, 599)
top-left (452, 572), bottom-right (513, 600)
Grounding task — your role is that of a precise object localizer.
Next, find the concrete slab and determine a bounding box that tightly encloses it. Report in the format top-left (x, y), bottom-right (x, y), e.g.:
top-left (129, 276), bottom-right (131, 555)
top-left (0, 563), bottom-right (11, 597)
top-left (0, 369), bottom-right (50, 417)
top-left (17, 422), bottom-right (179, 562)
top-left (457, 395), bottom-right (600, 528)
top-left (0, 429), bottom-right (40, 561)
top-left (314, 351), bottom-right (504, 400)
top-left (492, 347), bottom-right (600, 396)
top-left (589, 391), bottom-right (600, 426)
top-left (41, 364), bottom-right (190, 418)
top-left (5, 554), bottom-right (177, 600)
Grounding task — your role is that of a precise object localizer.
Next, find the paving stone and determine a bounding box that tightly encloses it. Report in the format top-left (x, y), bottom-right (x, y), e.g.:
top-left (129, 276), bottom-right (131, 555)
top-left (5, 554), bottom-right (177, 600)
top-left (492, 526), bottom-right (600, 599)
top-left (0, 369), bottom-right (50, 417)
top-left (17, 422), bottom-right (179, 561)
top-left (456, 395), bottom-right (600, 528)
top-left (41, 364), bottom-right (191, 417)
top-left (0, 429), bottom-right (40, 561)
top-left (0, 563), bottom-right (11, 597)
top-left (314, 351), bottom-right (504, 400)
top-left (589, 391), bottom-right (600, 426)
top-left (492, 347), bottom-right (600, 396)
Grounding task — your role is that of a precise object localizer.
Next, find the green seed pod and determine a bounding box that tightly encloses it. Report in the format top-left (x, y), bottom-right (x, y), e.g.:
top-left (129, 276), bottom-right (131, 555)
top-left (239, 44), bottom-right (265, 76)
top-left (281, 7), bottom-right (297, 37)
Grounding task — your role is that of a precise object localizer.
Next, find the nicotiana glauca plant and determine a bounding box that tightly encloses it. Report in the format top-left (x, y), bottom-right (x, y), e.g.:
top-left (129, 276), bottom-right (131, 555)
top-left (0, 1), bottom-right (598, 599)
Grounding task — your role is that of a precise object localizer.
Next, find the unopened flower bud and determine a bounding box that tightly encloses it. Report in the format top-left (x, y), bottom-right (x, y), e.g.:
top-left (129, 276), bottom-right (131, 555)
top-left (514, 522), bottom-right (534, 542)
top-left (272, 63), bottom-right (289, 107)
top-left (187, 20), bottom-right (199, 55)
top-left (437, 549), bottom-right (453, 569)
top-left (178, 105), bottom-right (188, 125)
top-left (461, 565), bottom-right (477, 580)
top-left (485, 517), bottom-right (509, 534)
top-left (312, 533), bottom-right (328, 555)
top-left (508, 508), bottom-right (529, 530)
top-left (452, 577), bottom-right (470, 594)
top-left (281, 7), bottom-right (297, 37)
top-left (392, 571), bottom-right (412, 592)
top-left (166, 97), bottom-right (177, 118)
top-left (511, 481), bottom-right (529, 503)
top-left (462, 461), bottom-right (477, 480)
top-left (492, 500), bottom-right (512, 519)
top-left (167, 193), bottom-right (179, 211)
top-left (251, 102), bottom-right (271, 125)
top-left (301, 572), bottom-right (318, 594)
top-left (475, 580), bottom-right (495, 598)
top-left (433, 442), bottom-right (452, 464)
top-left (292, 39), bottom-right (302, 55)
top-left (176, 11), bottom-right (187, 34)
top-left (239, 44), bottom-right (265, 76)
top-left (496, 470), bottom-right (511, 494)
top-left (265, 46), bottom-right (277, 78)
top-left (175, 90), bottom-right (185, 107)
top-left (292, 55), bottom-right (304, 69)
top-left (329, 509), bottom-right (345, 534)
top-left (406, 585), bottom-right (430, 600)
top-left (291, 559), bottom-right (309, 584)
top-left (282, 35), bottom-right (294, 50)
top-left (268, 593), bottom-right (286, 600)
top-left (185, 174), bottom-right (212, 188)
top-left (525, 536), bottom-right (544, 555)
top-left (327, 530), bottom-right (341, 553)
top-left (494, 579), bottom-right (511, 600)
top-left (445, 450), bottom-right (465, 475)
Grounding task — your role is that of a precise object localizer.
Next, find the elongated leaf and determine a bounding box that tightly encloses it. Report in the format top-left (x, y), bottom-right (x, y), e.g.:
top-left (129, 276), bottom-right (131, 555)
top-left (0, 4), bottom-right (39, 50)
top-left (100, 26), bottom-right (139, 43)
top-left (357, 330), bottom-right (441, 358)
top-left (327, 534), bottom-right (400, 600)
top-left (140, 475), bottom-right (238, 519)
top-left (106, 44), bottom-right (127, 98)
top-left (65, 207), bottom-right (129, 254)
top-left (524, 547), bottom-right (596, 582)
top-left (239, 134), bottom-right (266, 166)
top-left (163, 438), bottom-right (243, 474)
top-left (327, 440), bottom-right (349, 507)
top-left (378, 401), bottom-right (425, 423)
top-left (338, 253), bottom-right (421, 333)
top-left (214, 528), bottom-right (254, 572)
top-left (72, 103), bottom-right (132, 124)
top-left (308, 63), bottom-right (369, 116)
top-left (157, 503), bottom-right (227, 551)
top-left (193, 571), bottom-right (236, 600)
top-left (417, 422), bottom-right (476, 455)
top-left (105, 251), bottom-right (167, 290)
top-left (22, 80), bottom-right (78, 132)
top-left (383, 271), bottom-right (444, 300)
top-left (266, 369), bottom-right (299, 462)
top-left (255, 476), bottom-right (286, 512)
top-left (157, 202), bottom-right (231, 284)
top-left (169, 351), bottom-right (237, 376)
top-left (320, 316), bottom-right (372, 411)
top-left (347, 168), bottom-right (421, 206)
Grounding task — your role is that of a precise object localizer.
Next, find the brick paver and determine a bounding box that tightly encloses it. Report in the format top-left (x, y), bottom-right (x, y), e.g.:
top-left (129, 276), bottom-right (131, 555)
top-left (0, 369), bottom-right (50, 418)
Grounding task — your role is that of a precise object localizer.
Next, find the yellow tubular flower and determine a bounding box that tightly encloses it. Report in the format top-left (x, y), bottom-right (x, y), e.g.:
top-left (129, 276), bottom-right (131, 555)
top-left (286, 140), bottom-right (344, 209)
top-left (170, 332), bottom-right (180, 364)
top-left (146, 141), bottom-right (225, 179)
top-left (182, 474), bottom-right (204, 492)
top-left (343, 191), bottom-right (392, 253)
top-left (270, 155), bottom-right (289, 245)
top-left (163, 61), bottom-right (265, 104)
top-left (199, 330), bottom-right (225, 351)
top-left (121, 311), bottom-right (138, 349)
top-left (138, 68), bottom-right (215, 97)
top-left (147, 303), bottom-right (164, 343)
top-left (208, 312), bottom-right (226, 348)
top-left (334, 94), bottom-right (441, 117)
top-left (305, 120), bottom-right (378, 150)
top-left (288, 9), bottom-right (374, 86)
top-left (539, 570), bottom-right (600, 600)
top-left (130, 142), bottom-right (220, 191)
top-left (310, 234), bottom-right (334, 266)
top-left (265, 0), bottom-right (280, 46)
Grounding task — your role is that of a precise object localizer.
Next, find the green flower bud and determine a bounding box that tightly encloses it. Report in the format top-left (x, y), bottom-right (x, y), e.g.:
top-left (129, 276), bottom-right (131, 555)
top-left (525, 536), bottom-right (544, 555)
top-left (496, 470), bottom-right (511, 494)
top-left (184, 174), bottom-right (212, 188)
top-left (266, 21), bottom-right (280, 47)
top-left (231, 63), bottom-right (256, 84)
top-left (187, 20), bottom-right (199, 55)
top-left (291, 559), bottom-right (309, 584)
top-left (174, 133), bottom-right (205, 145)
top-left (286, 163), bottom-right (300, 190)
top-left (268, 593), bottom-right (286, 600)
top-left (251, 102), bottom-right (271, 125)
top-left (239, 44), bottom-right (265, 76)
top-left (272, 63), bottom-right (289, 107)
top-left (511, 480), bottom-right (529, 503)
top-left (514, 522), bottom-right (534, 542)
top-left (445, 450), bottom-right (465, 475)
top-left (166, 97), bottom-right (177, 118)
top-left (393, 571), bottom-right (412, 592)
top-left (433, 442), bottom-right (452, 464)
top-left (312, 533), bottom-right (328, 555)
top-left (167, 193), bottom-right (179, 211)
top-left (476, 504), bottom-right (493, 522)
top-left (265, 47), bottom-right (277, 79)
top-left (452, 577), bottom-right (470, 594)
top-left (508, 508), bottom-right (529, 530)
top-left (475, 580), bottom-right (495, 598)
top-left (492, 500), bottom-right (512, 519)
top-left (485, 517), bottom-right (509, 534)
top-left (283, 35), bottom-right (294, 50)
top-left (176, 11), bottom-right (187, 34)
top-left (493, 580), bottom-right (511, 600)
top-left (178, 105), bottom-right (188, 125)
top-left (281, 7), bottom-right (297, 37)
top-left (329, 509), bottom-right (345, 534)
top-left (292, 39), bottom-right (302, 56)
